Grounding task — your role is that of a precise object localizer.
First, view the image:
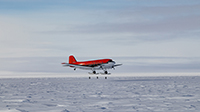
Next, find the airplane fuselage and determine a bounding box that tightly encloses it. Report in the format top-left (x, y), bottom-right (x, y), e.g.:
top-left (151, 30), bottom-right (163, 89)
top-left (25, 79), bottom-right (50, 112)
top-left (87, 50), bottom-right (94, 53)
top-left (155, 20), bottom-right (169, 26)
top-left (62, 55), bottom-right (121, 74)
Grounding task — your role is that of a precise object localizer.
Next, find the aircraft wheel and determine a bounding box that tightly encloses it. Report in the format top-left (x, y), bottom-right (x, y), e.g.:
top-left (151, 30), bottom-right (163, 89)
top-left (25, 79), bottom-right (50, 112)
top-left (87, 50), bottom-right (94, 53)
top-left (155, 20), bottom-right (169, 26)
top-left (93, 71), bottom-right (96, 74)
top-left (105, 77), bottom-right (107, 79)
top-left (89, 77), bottom-right (91, 79)
top-left (97, 76), bottom-right (98, 79)
top-left (105, 71), bottom-right (108, 74)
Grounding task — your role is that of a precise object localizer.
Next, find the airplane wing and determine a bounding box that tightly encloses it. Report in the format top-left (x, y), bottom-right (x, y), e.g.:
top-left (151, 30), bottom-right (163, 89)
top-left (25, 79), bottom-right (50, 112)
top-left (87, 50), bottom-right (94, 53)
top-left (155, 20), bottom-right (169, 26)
top-left (113, 64), bottom-right (122, 67)
top-left (62, 63), bottom-right (101, 70)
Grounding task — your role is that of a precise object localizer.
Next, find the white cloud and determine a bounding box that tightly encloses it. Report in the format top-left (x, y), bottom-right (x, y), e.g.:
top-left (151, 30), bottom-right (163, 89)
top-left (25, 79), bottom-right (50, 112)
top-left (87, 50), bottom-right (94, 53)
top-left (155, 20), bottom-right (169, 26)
top-left (0, 17), bottom-right (29, 57)
top-left (1, 0), bottom-right (200, 75)
top-left (0, 16), bottom-right (58, 58)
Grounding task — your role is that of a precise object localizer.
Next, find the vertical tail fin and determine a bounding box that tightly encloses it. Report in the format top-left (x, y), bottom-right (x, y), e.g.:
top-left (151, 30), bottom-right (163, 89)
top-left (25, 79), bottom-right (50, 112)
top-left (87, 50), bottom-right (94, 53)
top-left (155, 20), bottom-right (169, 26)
top-left (69, 55), bottom-right (77, 64)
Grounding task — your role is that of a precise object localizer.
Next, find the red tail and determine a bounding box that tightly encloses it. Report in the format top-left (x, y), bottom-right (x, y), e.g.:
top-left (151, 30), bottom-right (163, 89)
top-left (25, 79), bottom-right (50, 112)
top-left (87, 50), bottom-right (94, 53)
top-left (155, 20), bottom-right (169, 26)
top-left (69, 55), bottom-right (77, 64)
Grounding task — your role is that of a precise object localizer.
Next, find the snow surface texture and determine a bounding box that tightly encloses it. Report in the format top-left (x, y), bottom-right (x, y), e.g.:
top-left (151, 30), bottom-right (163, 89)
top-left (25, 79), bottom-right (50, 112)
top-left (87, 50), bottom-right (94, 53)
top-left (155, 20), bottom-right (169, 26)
top-left (0, 76), bottom-right (200, 112)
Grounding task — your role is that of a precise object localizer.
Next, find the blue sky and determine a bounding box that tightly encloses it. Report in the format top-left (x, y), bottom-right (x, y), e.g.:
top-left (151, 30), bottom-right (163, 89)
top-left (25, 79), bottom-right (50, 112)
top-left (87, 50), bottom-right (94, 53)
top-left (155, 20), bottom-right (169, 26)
top-left (0, 0), bottom-right (200, 75)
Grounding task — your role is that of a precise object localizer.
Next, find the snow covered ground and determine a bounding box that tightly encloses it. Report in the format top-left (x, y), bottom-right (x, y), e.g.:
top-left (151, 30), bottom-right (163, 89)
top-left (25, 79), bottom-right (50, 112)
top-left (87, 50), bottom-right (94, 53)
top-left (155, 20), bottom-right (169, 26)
top-left (0, 76), bottom-right (200, 112)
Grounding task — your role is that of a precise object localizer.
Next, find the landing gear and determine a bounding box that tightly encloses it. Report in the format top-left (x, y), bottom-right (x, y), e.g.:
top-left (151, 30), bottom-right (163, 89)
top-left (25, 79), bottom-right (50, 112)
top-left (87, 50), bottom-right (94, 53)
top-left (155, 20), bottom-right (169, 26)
top-left (104, 71), bottom-right (108, 74)
top-left (104, 71), bottom-right (109, 79)
top-left (88, 70), bottom-right (110, 79)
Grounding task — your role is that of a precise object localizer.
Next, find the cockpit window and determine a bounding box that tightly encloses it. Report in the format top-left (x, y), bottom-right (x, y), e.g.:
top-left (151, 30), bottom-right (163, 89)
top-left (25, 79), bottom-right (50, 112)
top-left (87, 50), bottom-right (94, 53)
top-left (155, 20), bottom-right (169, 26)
top-left (108, 59), bottom-right (113, 62)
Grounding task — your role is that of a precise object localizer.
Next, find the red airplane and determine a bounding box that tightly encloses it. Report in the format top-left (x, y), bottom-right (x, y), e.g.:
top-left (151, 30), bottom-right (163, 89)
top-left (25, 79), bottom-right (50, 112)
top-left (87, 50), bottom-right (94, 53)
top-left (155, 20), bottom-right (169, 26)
top-left (62, 55), bottom-right (122, 78)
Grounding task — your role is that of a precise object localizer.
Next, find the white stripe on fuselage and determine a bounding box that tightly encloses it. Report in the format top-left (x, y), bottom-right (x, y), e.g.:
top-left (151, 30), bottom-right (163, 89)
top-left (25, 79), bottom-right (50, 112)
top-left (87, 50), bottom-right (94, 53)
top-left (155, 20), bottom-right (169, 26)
top-left (73, 61), bottom-right (115, 70)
